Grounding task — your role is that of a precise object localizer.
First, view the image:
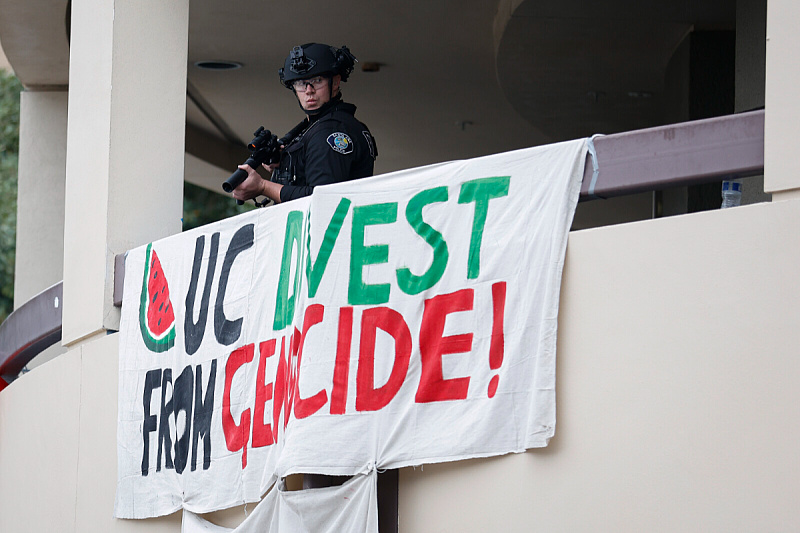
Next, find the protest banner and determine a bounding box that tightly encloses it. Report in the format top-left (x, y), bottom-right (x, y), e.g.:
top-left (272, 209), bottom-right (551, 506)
top-left (115, 139), bottom-right (586, 519)
top-left (182, 472), bottom-right (377, 533)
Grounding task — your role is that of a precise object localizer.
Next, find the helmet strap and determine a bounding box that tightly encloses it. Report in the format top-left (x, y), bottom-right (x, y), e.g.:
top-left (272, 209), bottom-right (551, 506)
top-left (302, 91), bottom-right (342, 117)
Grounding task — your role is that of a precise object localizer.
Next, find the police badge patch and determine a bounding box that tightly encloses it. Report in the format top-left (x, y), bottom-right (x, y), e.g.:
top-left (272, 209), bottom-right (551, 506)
top-left (327, 132), bottom-right (354, 154)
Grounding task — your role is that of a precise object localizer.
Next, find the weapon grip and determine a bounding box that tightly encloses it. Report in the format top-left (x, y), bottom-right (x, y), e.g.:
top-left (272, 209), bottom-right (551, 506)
top-left (222, 156), bottom-right (260, 193)
top-left (222, 168), bottom-right (247, 193)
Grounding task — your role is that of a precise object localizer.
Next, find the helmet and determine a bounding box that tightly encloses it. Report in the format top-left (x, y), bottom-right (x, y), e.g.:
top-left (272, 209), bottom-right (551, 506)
top-left (279, 43), bottom-right (357, 89)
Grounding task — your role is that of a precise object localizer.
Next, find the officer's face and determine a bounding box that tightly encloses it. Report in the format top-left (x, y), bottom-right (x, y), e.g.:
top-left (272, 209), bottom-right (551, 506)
top-left (295, 74), bottom-right (341, 112)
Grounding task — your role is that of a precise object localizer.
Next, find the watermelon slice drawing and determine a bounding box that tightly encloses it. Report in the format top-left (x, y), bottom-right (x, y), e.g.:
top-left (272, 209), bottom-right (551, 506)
top-left (139, 243), bottom-right (176, 352)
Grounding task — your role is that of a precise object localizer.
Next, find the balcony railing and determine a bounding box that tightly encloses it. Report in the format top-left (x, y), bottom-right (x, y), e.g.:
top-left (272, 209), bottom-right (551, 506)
top-left (0, 110), bottom-right (766, 389)
top-left (0, 282), bottom-right (62, 391)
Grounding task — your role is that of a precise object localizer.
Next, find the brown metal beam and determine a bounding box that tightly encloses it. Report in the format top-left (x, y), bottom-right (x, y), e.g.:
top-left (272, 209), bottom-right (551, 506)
top-left (4, 111), bottom-right (768, 385)
top-left (114, 253), bottom-right (126, 307)
top-left (581, 109), bottom-right (764, 199)
top-left (0, 282), bottom-right (62, 386)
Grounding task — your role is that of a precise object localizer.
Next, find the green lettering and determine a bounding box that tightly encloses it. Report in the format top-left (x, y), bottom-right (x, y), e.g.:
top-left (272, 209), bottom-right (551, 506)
top-left (349, 203), bottom-right (397, 305)
top-left (306, 198), bottom-right (351, 298)
top-left (273, 211), bottom-right (304, 330)
top-left (397, 187), bottom-right (449, 295)
top-left (457, 177), bottom-right (510, 279)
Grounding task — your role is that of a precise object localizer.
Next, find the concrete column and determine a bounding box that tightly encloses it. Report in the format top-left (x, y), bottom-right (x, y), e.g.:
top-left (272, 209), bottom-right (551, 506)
top-left (14, 90), bottom-right (67, 307)
top-left (62, 0), bottom-right (188, 345)
top-left (764, 0), bottom-right (800, 197)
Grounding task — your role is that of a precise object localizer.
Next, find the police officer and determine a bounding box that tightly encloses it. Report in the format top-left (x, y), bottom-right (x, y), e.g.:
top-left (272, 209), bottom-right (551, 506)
top-left (232, 43), bottom-right (377, 204)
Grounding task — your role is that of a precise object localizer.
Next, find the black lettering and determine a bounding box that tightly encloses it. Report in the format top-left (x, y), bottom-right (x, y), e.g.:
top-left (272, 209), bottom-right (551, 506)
top-left (185, 233), bottom-right (220, 355)
top-left (192, 360), bottom-right (217, 471)
top-left (157, 369), bottom-right (174, 471)
top-left (141, 369), bottom-right (162, 476)
top-left (214, 224), bottom-right (254, 345)
top-left (172, 366), bottom-right (194, 474)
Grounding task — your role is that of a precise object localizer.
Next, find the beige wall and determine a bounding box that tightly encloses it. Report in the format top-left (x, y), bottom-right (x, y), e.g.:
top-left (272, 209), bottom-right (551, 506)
top-left (400, 199), bottom-right (800, 531)
top-left (0, 335), bottom-right (182, 532)
top-left (1, 198), bottom-right (798, 531)
top-left (1, 1), bottom-right (798, 532)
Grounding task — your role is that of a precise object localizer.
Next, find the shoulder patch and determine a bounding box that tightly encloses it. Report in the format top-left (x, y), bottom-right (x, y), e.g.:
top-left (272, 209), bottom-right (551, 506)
top-left (327, 132), bottom-right (354, 154)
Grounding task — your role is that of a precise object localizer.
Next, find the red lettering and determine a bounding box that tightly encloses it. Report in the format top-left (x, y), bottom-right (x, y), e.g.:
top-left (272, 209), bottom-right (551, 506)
top-left (220, 284), bottom-right (495, 449)
top-left (294, 305), bottom-right (328, 419)
top-left (252, 340), bottom-right (276, 448)
top-left (272, 332), bottom-right (299, 442)
top-left (356, 307), bottom-right (412, 412)
top-left (490, 282), bottom-right (506, 369)
top-left (330, 307), bottom-right (354, 414)
top-left (289, 327), bottom-right (300, 417)
top-left (223, 344), bottom-right (254, 468)
top-left (488, 282), bottom-right (506, 398)
top-left (272, 337), bottom-right (288, 442)
top-left (415, 289), bottom-right (474, 403)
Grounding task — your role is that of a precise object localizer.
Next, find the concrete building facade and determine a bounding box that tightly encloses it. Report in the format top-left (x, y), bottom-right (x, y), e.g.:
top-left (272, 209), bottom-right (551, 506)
top-left (0, 0), bottom-right (798, 531)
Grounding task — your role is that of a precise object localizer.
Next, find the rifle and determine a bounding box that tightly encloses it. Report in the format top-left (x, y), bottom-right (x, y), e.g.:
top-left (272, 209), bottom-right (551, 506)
top-left (222, 120), bottom-right (307, 205)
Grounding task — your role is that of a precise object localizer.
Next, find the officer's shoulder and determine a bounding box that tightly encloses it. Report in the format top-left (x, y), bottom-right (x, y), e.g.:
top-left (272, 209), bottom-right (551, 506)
top-left (315, 113), bottom-right (349, 127)
top-left (318, 108), bottom-right (360, 127)
top-left (307, 113), bottom-right (358, 141)
top-left (305, 120), bottom-right (346, 147)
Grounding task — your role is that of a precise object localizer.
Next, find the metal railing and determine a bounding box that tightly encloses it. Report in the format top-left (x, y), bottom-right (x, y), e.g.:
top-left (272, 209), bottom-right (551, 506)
top-left (0, 110), bottom-right (767, 388)
top-left (581, 109), bottom-right (764, 199)
top-left (0, 282), bottom-right (62, 390)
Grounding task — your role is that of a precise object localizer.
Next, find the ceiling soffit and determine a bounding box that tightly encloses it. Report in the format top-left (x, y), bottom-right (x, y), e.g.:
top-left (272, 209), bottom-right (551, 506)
top-left (0, 0), bottom-right (70, 86)
top-left (0, 0), bottom-right (737, 186)
top-left (494, 0), bottom-right (735, 141)
top-left (0, 0), bottom-right (552, 183)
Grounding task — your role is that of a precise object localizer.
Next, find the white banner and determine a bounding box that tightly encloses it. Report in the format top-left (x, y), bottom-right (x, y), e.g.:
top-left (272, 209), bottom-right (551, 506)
top-left (181, 472), bottom-right (377, 533)
top-left (115, 139), bottom-right (587, 519)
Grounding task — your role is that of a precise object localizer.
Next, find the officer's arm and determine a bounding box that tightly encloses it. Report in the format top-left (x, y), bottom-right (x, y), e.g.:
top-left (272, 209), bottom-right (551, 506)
top-left (232, 164), bottom-right (284, 204)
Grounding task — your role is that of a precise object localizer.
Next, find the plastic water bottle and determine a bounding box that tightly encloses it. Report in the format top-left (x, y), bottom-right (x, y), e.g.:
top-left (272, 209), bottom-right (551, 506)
top-left (721, 180), bottom-right (742, 208)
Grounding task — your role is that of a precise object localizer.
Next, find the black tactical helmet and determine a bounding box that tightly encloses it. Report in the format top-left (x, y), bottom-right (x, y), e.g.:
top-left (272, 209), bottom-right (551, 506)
top-left (279, 43), bottom-right (357, 89)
